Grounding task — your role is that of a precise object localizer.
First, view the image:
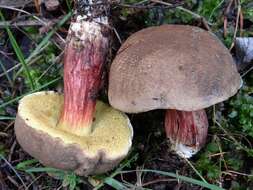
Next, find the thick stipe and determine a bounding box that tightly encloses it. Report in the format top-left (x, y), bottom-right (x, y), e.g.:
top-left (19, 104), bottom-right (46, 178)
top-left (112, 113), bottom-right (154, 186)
top-left (165, 109), bottom-right (208, 158)
top-left (57, 19), bottom-right (109, 136)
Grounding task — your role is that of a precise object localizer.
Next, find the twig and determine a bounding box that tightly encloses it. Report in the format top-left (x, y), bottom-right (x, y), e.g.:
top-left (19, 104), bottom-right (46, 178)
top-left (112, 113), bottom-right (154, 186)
top-left (215, 121), bottom-right (245, 152)
top-left (184, 158), bottom-right (208, 183)
top-left (0, 155), bottom-right (27, 189)
top-left (0, 50), bottom-right (43, 79)
top-left (0, 20), bottom-right (53, 28)
top-left (25, 174), bottom-right (43, 190)
top-left (216, 137), bottom-right (228, 170)
top-left (135, 0), bottom-right (149, 5)
top-left (208, 152), bottom-right (227, 158)
top-left (112, 27), bottom-right (122, 44)
top-left (150, 0), bottom-right (211, 28)
top-left (208, 0), bottom-right (226, 22)
top-left (0, 5), bottom-right (66, 45)
top-left (0, 5), bottom-right (45, 25)
top-left (118, 2), bottom-right (182, 9)
top-left (135, 166), bottom-right (144, 187)
top-left (7, 176), bottom-right (19, 187)
top-left (142, 178), bottom-right (176, 187)
top-left (0, 132), bottom-right (9, 137)
top-left (4, 121), bottom-right (15, 132)
top-left (8, 140), bottom-right (17, 162)
top-left (34, 0), bottom-right (40, 13)
top-left (239, 9), bottom-right (243, 36)
top-left (223, 17), bottom-right (227, 37)
top-left (226, 170), bottom-right (253, 177)
top-left (229, 0), bottom-right (241, 51)
top-left (0, 59), bottom-right (13, 87)
top-left (0, 0), bottom-right (33, 8)
top-left (224, 0), bottom-right (234, 37)
top-left (35, 52), bottom-right (63, 83)
top-left (241, 65), bottom-right (253, 78)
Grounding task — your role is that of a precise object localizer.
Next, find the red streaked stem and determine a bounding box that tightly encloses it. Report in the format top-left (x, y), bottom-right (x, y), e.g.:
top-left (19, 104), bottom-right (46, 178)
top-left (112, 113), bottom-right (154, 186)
top-left (165, 109), bottom-right (208, 158)
top-left (57, 19), bottom-right (109, 136)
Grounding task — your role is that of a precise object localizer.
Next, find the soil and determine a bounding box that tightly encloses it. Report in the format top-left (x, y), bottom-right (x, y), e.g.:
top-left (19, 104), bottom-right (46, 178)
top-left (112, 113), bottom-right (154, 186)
top-left (0, 0), bottom-right (252, 189)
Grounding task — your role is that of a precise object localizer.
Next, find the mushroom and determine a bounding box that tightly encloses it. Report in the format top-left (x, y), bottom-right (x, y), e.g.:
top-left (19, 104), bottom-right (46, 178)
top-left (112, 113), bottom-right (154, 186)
top-left (108, 25), bottom-right (241, 158)
top-left (15, 92), bottom-right (133, 175)
top-left (15, 0), bottom-right (133, 175)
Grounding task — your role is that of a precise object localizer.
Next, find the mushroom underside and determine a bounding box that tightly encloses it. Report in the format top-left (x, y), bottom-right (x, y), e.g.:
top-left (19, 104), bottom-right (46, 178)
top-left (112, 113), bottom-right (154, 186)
top-left (15, 91), bottom-right (133, 175)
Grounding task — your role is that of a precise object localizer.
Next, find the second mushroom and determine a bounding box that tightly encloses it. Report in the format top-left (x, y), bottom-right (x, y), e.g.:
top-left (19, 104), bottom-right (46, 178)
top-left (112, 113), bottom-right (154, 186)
top-left (109, 25), bottom-right (242, 158)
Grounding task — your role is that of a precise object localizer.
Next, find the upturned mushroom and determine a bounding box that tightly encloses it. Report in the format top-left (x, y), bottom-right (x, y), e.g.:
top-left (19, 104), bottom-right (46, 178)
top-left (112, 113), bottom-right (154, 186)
top-left (15, 0), bottom-right (133, 175)
top-left (108, 25), bottom-right (241, 158)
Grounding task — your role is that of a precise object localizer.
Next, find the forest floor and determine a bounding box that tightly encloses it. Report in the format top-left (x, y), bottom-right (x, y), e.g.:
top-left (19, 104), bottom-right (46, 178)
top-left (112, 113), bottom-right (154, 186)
top-left (0, 0), bottom-right (253, 189)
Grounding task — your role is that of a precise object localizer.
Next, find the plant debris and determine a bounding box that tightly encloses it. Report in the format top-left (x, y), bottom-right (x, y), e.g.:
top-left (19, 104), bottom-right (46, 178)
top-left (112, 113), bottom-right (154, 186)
top-left (0, 0), bottom-right (252, 189)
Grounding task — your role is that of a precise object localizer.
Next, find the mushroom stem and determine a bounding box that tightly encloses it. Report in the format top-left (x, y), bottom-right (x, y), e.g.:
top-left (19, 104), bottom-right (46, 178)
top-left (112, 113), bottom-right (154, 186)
top-left (57, 0), bottom-right (110, 136)
top-left (164, 109), bottom-right (208, 158)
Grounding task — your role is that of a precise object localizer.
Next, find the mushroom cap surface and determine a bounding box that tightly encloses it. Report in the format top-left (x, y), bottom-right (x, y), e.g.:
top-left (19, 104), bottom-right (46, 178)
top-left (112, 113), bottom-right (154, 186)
top-left (15, 91), bottom-right (133, 176)
top-left (109, 25), bottom-right (241, 113)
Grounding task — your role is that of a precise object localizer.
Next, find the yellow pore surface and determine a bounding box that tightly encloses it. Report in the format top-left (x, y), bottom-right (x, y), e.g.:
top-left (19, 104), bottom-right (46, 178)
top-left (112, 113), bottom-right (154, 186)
top-left (18, 91), bottom-right (133, 159)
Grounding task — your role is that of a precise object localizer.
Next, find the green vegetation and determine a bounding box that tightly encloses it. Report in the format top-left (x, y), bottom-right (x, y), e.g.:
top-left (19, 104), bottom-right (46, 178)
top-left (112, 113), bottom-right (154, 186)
top-left (0, 0), bottom-right (252, 189)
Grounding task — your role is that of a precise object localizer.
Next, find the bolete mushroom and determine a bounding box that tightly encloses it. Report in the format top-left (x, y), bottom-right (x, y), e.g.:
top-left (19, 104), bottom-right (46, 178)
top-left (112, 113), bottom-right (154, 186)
top-left (15, 0), bottom-right (133, 175)
top-left (108, 25), bottom-right (241, 158)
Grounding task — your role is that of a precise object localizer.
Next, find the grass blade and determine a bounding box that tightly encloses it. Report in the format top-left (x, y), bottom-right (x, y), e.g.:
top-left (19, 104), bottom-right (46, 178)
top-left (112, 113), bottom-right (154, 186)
top-left (27, 11), bottom-right (72, 62)
top-left (14, 12), bottom-right (71, 79)
top-left (16, 159), bottom-right (38, 171)
top-left (104, 178), bottom-right (128, 190)
top-left (0, 11), bottom-right (35, 90)
top-left (0, 60), bottom-right (13, 86)
top-left (119, 169), bottom-right (224, 190)
top-left (0, 116), bottom-right (15, 120)
top-left (25, 167), bottom-right (62, 173)
top-left (0, 155), bottom-right (27, 188)
top-left (0, 77), bottom-right (61, 109)
top-left (94, 154), bottom-right (138, 190)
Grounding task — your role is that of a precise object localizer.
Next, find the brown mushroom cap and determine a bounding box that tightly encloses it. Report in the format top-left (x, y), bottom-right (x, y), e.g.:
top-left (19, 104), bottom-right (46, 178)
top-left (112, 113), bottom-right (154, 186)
top-left (109, 25), bottom-right (241, 113)
top-left (15, 91), bottom-right (133, 176)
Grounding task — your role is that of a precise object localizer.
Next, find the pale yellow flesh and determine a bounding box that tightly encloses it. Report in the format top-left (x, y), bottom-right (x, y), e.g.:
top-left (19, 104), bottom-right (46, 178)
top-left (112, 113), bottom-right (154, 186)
top-left (18, 91), bottom-right (133, 159)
